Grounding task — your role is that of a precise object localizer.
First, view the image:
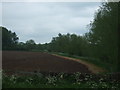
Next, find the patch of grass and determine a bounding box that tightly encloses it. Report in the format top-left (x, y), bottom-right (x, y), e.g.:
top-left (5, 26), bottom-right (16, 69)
top-left (73, 56), bottom-right (111, 72)
top-left (2, 72), bottom-right (120, 88)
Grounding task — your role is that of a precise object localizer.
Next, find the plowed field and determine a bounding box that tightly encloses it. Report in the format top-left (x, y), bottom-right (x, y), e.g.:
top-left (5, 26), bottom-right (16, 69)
top-left (2, 51), bottom-right (91, 74)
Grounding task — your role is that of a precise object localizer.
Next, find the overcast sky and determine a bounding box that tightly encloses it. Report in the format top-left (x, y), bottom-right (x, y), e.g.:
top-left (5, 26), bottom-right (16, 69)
top-left (1, 2), bottom-right (101, 44)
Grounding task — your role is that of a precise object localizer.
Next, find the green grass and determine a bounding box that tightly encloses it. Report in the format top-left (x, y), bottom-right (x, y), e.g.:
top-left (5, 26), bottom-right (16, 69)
top-left (2, 72), bottom-right (120, 88)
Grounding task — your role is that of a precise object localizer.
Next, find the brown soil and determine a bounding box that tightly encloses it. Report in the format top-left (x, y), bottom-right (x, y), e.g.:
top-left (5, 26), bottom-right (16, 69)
top-left (52, 54), bottom-right (106, 74)
top-left (2, 51), bottom-right (91, 75)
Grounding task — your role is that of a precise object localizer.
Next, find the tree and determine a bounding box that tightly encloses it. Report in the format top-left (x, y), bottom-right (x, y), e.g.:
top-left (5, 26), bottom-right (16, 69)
top-left (50, 33), bottom-right (88, 56)
top-left (17, 42), bottom-right (27, 51)
top-left (86, 2), bottom-right (119, 71)
top-left (1, 26), bottom-right (19, 50)
top-left (25, 39), bottom-right (36, 50)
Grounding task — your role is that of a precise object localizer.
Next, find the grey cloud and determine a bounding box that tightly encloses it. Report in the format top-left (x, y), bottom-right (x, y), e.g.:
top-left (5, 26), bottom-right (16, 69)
top-left (2, 2), bottom-right (101, 43)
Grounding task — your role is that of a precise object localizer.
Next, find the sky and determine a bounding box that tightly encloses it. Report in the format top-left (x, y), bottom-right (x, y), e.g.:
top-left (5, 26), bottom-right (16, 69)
top-left (1, 1), bottom-right (101, 44)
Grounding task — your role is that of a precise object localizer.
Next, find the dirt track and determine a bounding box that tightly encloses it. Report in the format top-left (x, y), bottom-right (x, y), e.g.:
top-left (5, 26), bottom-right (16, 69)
top-left (2, 51), bottom-right (91, 74)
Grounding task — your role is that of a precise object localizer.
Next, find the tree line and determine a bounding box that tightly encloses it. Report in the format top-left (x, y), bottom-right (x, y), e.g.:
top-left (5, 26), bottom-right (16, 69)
top-left (49, 2), bottom-right (119, 71)
top-left (1, 2), bottom-right (119, 72)
top-left (1, 27), bottom-right (45, 51)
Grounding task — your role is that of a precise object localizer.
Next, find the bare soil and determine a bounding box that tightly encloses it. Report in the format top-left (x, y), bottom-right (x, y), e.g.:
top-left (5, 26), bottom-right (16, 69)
top-left (2, 51), bottom-right (91, 75)
top-left (52, 54), bottom-right (106, 74)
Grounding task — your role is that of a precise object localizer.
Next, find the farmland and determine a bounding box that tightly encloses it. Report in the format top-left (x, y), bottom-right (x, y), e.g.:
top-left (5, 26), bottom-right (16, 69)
top-left (2, 51), bottom-right (91, 75)
top-left (2, 51), bottom-right (120, 88)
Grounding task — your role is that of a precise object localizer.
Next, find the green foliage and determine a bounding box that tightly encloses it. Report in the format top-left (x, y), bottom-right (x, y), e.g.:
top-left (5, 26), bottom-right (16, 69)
top-left (16, 42), bottom-right (27, 51)
top-left (25, 39), bottom-right (36, 51)
top-left (1, 26), bottom-right (19, 50)
top-left (2, 72), bottom-right (120, 88)
top-left (85, 2), bottom-right (119, 71)
top-left (49, 33), bottom-right (88, 56)
top-left (1, 26), bottom-right (44, 51)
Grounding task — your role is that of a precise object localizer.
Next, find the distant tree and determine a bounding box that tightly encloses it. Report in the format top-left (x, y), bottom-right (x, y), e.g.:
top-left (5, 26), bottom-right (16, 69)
top-left (1, 26), bottom-right (19, 50)
top-left (35, 43), bottom-right (43, 51)
top-left (26, 39), bottom-right (35, 45)
top-left (50, 33), bottom-right (88, 56)
top-left (17, 42), bottom-right (27, 51)
top-left (25, 39), bottom-right (36, 50)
